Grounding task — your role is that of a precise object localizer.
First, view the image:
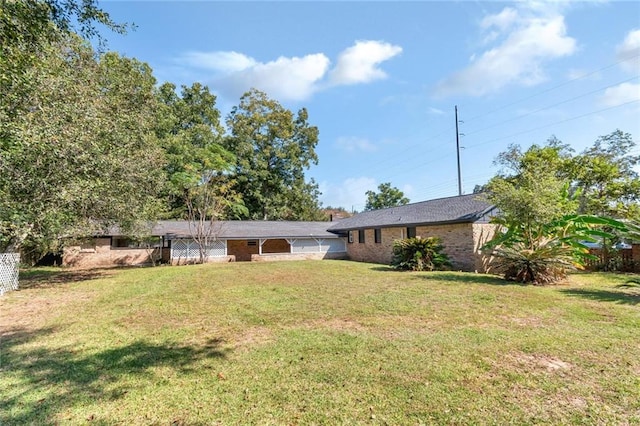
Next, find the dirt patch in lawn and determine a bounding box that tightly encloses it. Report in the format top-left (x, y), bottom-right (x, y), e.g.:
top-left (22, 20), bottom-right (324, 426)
top-left (302, 317), bottom-right (367, 333)
top-left (511, 352), bottom-right (573, 372)
top-left (0, 269), bottom-right (111, 331)
top-left (232, 326), bottom-right (276, 350)
top-left (499, 315), bottom-right (546, 328)
top-left (18, 268), bottom-right (116, 290)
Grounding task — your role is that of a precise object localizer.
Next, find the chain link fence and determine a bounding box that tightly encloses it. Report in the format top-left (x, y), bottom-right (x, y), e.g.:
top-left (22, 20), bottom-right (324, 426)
top-left (1, 253), bottom-right (20, 295)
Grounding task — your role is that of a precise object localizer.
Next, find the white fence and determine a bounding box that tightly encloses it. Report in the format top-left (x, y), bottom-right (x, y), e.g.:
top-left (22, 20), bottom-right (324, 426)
top-left (0, 253), bottom-right (20, 295)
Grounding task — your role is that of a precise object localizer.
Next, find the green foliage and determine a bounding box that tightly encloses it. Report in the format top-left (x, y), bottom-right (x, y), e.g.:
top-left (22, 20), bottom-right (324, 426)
top-left (364, 182), bottom-right (409, 211)
top-left (0, 36), bottom-right (165, 257)
top-left (485, 213), bottom-right (627, 285)
top-left (155, 82), bottom-right (238, 219)
top-left (485, 131), bottom-right (639, 281)
top-left (490, 130), bottom-right (640, 223)
top-left (568, 130), bottom-right (640, 220)
top-left (225, 89), bottom-right (323, 220)
top-left (391, 237), bottom-right (451, 271)
top-left (1, 0), bottom-right (127, 147)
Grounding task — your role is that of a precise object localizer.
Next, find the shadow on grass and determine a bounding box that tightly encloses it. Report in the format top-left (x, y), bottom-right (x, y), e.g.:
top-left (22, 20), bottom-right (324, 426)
top-left (1, 326), bottom-right (228, 424)
top-left (369, 265), bottom-right (517, 286)
top-left (17, 268), bottom-right (119, 290)
top-left (414, 271), bottom-right (520, 286)
top-left (369, 266), bottom-right (398, 272)
top-left (559, 288), bottom-right (640, 305)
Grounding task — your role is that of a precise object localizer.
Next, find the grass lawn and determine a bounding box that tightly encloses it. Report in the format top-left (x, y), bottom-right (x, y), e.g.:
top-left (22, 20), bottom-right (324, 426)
top-left (1, 260), bottom-right (639, 425)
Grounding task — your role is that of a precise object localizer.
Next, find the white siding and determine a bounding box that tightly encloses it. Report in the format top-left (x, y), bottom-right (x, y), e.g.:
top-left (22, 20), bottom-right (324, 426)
top-left (321, 239), bottom-right (347, 253)
top-left (291, 238), bottom-right (347, 254)
top-left (291, 239), bottom-right (319, 254)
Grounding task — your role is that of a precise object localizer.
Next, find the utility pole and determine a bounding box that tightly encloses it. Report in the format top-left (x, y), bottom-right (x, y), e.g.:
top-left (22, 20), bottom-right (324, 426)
top-left (455, 105), bottom-right (462, 196)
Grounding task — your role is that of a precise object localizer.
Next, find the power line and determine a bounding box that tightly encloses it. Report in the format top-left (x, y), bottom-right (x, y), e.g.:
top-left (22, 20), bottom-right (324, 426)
top-left (465, 99), bottom-right (640, 150)
top-left (463, 52), bottom-right (640, 124)
top-left (463, 75), bottom-right (640, 138)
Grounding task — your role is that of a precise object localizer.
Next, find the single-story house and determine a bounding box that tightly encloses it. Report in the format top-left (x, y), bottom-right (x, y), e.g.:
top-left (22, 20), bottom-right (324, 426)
top-left (326, 194), bottom-right (498, 272)
top-left (62, 194), bottom-right (498, 271)
top-left (63, 221), bottom-right (348, 268)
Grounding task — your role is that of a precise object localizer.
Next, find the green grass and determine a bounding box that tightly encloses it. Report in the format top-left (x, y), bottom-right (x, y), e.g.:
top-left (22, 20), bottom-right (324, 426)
top-left (1, 261), bottom-right (639, 425)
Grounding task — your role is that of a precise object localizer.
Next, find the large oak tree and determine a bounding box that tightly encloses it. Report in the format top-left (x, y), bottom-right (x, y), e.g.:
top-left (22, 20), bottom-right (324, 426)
top-left (225, 89), bottom-right (323, 220)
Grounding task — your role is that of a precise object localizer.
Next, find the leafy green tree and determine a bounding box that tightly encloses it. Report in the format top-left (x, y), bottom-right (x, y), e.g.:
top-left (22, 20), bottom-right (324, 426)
top-left (364, 182), bottom-right (409, 211)
top-left (155, 82), bottom-right (248, 260)
top-left (484, 131), bottom-right (638, 282)
top-left (0, 36), bottom-right (165, 260)
top-left (1, 0), bottom-right (132, 260)
top-left (569, 130), bottom-right (640, 220)
top-left (155, 82), bottom-right (238, 218)
top-left (225, 89), bottom-right (322, 220)
top-left (1, 0), bottom-right (126, 153)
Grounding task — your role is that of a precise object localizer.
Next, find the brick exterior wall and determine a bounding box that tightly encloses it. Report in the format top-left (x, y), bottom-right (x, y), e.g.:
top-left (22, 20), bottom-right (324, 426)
top-left (345, 223), bottom-right (497, 272)
top-left (252, 252), bottom-right (347, 262)
top-left (64, 236), bottom-right (346, 267)
top-left (63, 238), bottom-right (159, 268)
top-left (261, 239), bottom-right (291, 254)
top-left (227, 239), bottom-right (260, 261)
top-left (472, 223), bottom-right (498, 273)
top-left (170, 254), bottom-right (234, 265)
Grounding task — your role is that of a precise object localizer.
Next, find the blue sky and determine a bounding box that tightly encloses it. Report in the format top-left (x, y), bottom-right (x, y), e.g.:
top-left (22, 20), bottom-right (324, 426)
top-left (100, 1), bottom-right (640, 211)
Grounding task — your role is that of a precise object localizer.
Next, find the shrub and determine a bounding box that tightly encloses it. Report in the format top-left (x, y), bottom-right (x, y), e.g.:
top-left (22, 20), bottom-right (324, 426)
top-left (490, 243), bottom-right (579, 285)
top-left (484, 214), bottom-right (627, 285)
top-left (391, 237), bottom-right (451, 271)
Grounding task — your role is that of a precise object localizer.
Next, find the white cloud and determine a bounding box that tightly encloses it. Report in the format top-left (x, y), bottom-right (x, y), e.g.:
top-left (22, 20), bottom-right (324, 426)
top-left (179, 40), bottom-right (402, 102)
top-left (616, 28), bottom-right (640, 73)
top-left (335, 136), bottom-right (377, 152)
top-left (480, 7), bottom-right (518, 32)
top-left (427, 107), bottom-right (445, 115)
top-left (599, 82), bottom-right (640, 107)
top-left (181, 51), bottom-right (257, 73)
top-left (566, 68), bottom-right (600, 81)
top-left (328, 40), bottom-right (402, 86)
top-left (433, 7), bottom-right (576, 98)
top-left (320, 177), bottom-right (377, 211)
top-left (215, 54), bottom-right (330, 102)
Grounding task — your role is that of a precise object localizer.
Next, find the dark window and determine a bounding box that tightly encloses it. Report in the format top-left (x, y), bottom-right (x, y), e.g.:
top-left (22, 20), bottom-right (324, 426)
top-left (374, 228), bottom-right (382, 244)
top-left (112, 236), bottom-right (161, 249)
top-left (358, 229), bottom-right (365, 243)
top-left (407, 227), bottom-right (416, 239)
top-left (247, 240), bottom-right (258, 246)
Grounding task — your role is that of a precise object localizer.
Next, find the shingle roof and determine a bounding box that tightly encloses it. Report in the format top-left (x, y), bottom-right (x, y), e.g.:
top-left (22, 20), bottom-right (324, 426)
top-left (327, 194), bottom-right (496, 232)
top-left (109, 221), bottom-right (341, 239)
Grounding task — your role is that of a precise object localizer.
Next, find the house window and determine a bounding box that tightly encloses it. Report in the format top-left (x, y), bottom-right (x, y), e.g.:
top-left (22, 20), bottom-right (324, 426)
top-left (374, 228), bottom-right (382, 244)
top-left (358, 229), bottom-right (365, 243)
top-left (79, 240), bottom-right (96, 253)
top-left (407, 227), bottom-right (416, 239)
top-left (348, 231), bottom-right (353, 244)
top-left (247, 240), bottom-right (258, 246)
top-left (112, 237), bottom-right (161, 249)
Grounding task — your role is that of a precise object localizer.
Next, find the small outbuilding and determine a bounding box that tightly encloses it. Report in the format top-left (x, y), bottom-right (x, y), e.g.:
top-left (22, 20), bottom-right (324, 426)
top-left (327, 194), bottom-right (498, 272)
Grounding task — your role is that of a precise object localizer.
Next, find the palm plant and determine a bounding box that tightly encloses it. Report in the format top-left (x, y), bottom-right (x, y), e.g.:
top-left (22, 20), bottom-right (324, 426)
top-left (484, 215), bottom-right (626, 285)
top-left (392, 237), bottom-right (451, 271)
